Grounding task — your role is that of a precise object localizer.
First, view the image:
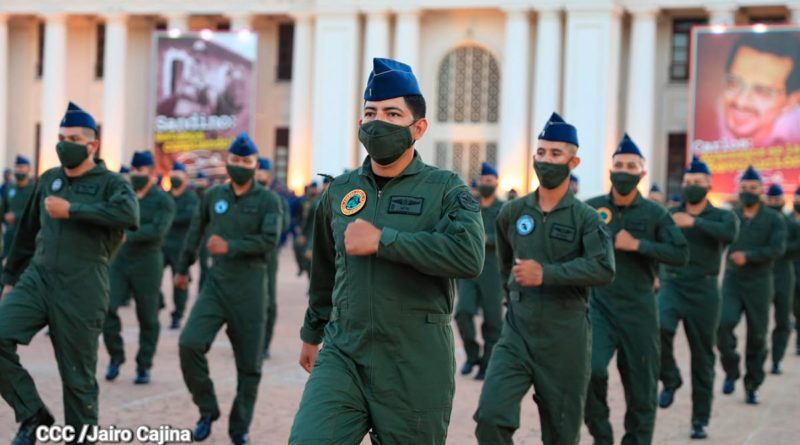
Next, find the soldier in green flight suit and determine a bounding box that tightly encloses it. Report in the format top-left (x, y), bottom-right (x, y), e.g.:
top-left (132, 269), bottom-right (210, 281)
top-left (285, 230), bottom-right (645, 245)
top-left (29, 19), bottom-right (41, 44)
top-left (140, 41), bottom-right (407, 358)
top-left (474, 112), bottom-right (615, 445)
top-left (2, 155), bottom-right (36, 259)
top-left (657, 157), bottom-right (739, 440)
top-left (293, 182), bottom-right (318, 276)
top-left (765, 183), bottom-right (800, 375)
top-left (163, 160), bottom-right (199, 330)
top-left (289, 58), bottom-right (484, 445)
top-left (455, 161), bottom-right (505, 380)
top-left (256, 156), bottom-right (290, 359)
top-left (175, 133), bottom-right (282, 445)
top-left (793, 187), bottom-right (800, 356)
top-left (193, 171), bottom-right (212, 292)
top-left (0, 102), bottom-right (139, 445)
top-left (584, 134), bottom-right (689, 445)
top-left (718, 165), bottom-right (786, 405)
top-left (103, 151), bottom-right (175, 385)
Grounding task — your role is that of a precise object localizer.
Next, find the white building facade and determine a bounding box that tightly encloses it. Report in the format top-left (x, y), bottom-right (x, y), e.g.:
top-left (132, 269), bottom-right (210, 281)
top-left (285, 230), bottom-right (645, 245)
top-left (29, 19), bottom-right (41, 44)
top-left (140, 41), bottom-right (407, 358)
top-left (1, 0), bottom-right (799, 197)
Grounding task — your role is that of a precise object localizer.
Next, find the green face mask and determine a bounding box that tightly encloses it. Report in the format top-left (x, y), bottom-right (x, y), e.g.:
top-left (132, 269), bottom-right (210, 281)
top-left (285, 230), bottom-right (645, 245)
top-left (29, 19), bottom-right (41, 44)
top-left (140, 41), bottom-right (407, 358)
top-left (610, 172), bottom-right (641, 196)
top-left (131, 175), bottom-right (150, 191)
top-left (227, 165), bottom-right (255, 186)
top-left (56, 141), bottom-right (89, 169)
top-left (170, 177), bottom-right (183, 189)
top-left (682, 185), bottom-right (708, 205)
top-left (534, 161), bottom-right (571, 189)
top-left (477, 184), bottom-right (496, 198)
top-left (14, 172), bottom-right (27, 181)
top-left (739, 191), bottom-right (761, 208)
top-left (768, 204), bottom-right (784, 212)
top-left (358, 120), bottom-right (415, 166)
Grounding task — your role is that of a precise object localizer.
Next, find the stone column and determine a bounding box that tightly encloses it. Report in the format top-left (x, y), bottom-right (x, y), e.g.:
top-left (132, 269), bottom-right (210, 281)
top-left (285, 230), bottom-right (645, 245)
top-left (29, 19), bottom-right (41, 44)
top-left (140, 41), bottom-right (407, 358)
top-left (101, 14), bottom-right (128, 172)
top-left (39, 14), bottom-right (68, 173)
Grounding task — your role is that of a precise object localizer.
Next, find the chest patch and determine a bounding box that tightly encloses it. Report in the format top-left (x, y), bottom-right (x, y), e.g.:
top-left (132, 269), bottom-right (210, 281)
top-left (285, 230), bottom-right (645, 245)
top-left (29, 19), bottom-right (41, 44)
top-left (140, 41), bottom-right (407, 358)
top-left (596, 207), bottom-right (613, 224)
top-left (51, 178), bottom-right (64, 192)
top-left (625, 219), bottom-right (647, 233)
top-left (8, 188), bottom-right (16, 199)
top-left (388, 196), bottom-right (424, 215)
top-left (214, 199), bottom-right (229, 215)
top-left (550, 223), bottom-right (576, 242)
top-left (75, 183), bottom-right (99, 196)
top-left (516, 214), bottom-right (535, 236)
top-left (341, 189), bottom-right (366, 216)
top-left (241, 204), bottom-right (259, 215)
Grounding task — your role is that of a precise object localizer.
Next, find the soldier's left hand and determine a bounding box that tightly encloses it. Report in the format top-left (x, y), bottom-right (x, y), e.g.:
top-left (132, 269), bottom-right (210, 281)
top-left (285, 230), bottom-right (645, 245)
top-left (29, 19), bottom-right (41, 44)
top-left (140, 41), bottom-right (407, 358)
top-left (672, 212), bottom-right (695, 228)
top-left (614, 229), bottom-right (640, 251)
top-left (207, 234), bottom-right (229, 255)
top-left (344, 218), bottom-right (381, 256)
top-left (44, 196), bottom-right (71, 219)
top-left (512, 258), bottom-right (543, 287)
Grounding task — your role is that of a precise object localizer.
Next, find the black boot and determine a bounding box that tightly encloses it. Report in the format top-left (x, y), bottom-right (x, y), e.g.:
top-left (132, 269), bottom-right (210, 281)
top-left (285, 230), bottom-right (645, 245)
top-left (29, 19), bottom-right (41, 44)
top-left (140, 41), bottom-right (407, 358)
top-left (11, 407), bottom-right (55, 445)
top-left (106, 359), bottom-right (122, 381)
top-left (745, 390), bottom-right (759, 405)
top-left (690, 422), bottom-right (708, 439)
top-left (231, 433), bottom-right (250, 445)
top-left (193, 413), bottom-right (219, 442)
top-left (722, 377), bottom-right (735, 395)
top-left (771, 362), bottom-right (782, 375)
top-left (134, 369), bottom-right (150, 385)
top-left (170, 318), bottom-right (181, 330)
top-left (659, 386), bottom-right (678, 408)
top-left (460, 360), bottom-right (478, 376)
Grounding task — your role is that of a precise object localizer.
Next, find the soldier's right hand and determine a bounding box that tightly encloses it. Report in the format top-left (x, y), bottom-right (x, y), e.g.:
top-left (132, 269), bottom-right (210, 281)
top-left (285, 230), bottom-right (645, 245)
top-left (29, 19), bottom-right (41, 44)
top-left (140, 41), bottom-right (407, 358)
top-left (174, 274), bottom-right (189, 290)
top-left (299, 342), bottom-right (320, 373)
top-left (298, 236), bottom-right (307, 246)
top-left (512, 258), bottom-right (544, 287)
top-left (4, 212), bottom-right (15, 225)
top-left (2, 284), bottom-right (13, 298)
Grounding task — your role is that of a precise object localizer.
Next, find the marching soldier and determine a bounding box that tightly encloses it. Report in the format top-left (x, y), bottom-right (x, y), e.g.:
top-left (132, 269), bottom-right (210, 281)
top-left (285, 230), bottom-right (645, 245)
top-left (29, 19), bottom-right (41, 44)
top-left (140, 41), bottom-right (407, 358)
top-left (2, 156), bottom-right (35, 260)
top-left (474, 112), bottom-right (615, 445)
top-left (657, 156), bottom-right (738, 439)
top-left (584, 134), bottom-right (689, 445)
top-left (0, 102), bottom-right (138, 445)
top-left (103, 151), bottom-right (175, 384)
top-left (175, 133), bottom-right (282, 445)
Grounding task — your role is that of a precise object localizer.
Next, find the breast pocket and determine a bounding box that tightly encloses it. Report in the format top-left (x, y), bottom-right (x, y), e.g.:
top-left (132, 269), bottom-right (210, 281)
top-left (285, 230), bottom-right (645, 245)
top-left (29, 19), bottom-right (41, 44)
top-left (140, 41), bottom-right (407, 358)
top-left (549, 223), bottom-right (581, 262)
top-left (236, 204), bottom-right (263, 234)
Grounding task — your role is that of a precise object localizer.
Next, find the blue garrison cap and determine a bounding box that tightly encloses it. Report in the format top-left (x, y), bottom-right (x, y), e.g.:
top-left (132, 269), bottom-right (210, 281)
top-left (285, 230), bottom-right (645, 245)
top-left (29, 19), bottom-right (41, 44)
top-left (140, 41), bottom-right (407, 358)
top-left (686, 156), bottom-right (711, 175)
top-left (650, 184), bottom-right (661, 193)
top-left (669, 194), bottom-right (682, 203)
top-left (613, 133), bottom-right (644, 158)
top-left (258, 157), bottom-right (272, 171)
top-left (570, 173), bottom-right (579, 183)
top-left (741, 165), bottom-right (762, 182)
top-left (795, 186), bottom-right (800, 196)
top-left (131, 151), bottom-right (154, 168)
top-left (470, 179), bottom-right (478, 188)
top-left (119, 165), bottom-right (130, 174)
top-left (172, 161), bottom-right (186, 172)
top-left (15, 155), bottom-right (30, 166)
top-left (480, 162), bottom-right (498, 178)
top-left (767, 183), bottom-right (784, 197)
top-left (228, 132), bottom-right (258, 157)
top-left (196, 171), bottom-right (208, 179)
top-left (60, 102), bottom-right (97, 132)
top-left (364, 58), bottom-right (422, 101)
top-left (538, 112), bottom-right (579, 147)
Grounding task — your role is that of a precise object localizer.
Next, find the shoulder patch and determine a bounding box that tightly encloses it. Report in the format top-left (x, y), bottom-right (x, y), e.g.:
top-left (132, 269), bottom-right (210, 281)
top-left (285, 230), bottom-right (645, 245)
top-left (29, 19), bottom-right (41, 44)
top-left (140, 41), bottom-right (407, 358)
top-left (516, 214), bottom-right (535, 236)
top-left (596, 207), bottom-right (613, 224)
top-left (458, 191), bottom-right (480, 212)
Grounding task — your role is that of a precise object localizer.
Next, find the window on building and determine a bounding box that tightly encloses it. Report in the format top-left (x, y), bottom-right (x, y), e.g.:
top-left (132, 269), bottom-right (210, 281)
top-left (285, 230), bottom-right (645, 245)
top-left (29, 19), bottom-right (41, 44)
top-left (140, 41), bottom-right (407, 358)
top-left (34, 122), bottom-right (41, 174)
top-left (666, 133), bottom-right (688, 196)
top-left (277, 23), bottom-right (294, 81)
top-left (95, 23), bottom-right (105, 79)
top-left (749, 15), bottom-right (787, 24)
top-left (155, 21), bottom-right (167, 31)
top-left (36, 22), bottom-right (45, 78)
top-left (437, 46), bottom-right (500, 123)
top-left (434, 141), bottom-right (498, 180)
top-left (274, 128), bottom-right (290, 184)
top-left (216, 21), bottom-right (231, 31)
top-left (670, 18), bottom-right (707, 82)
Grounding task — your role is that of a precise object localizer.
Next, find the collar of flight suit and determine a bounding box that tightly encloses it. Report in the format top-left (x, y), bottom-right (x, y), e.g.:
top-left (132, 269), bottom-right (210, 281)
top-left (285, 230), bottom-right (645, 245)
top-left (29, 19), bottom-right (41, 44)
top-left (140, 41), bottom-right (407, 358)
top-left (225, 180), bottom-right (262, 201)
top-left (525, 188), bottom-right (577, 215)
top-left (605, 190), bottom-right (645, 210)
top-left (59, 159), bottom-right (109, 183)
top-left (359, 150), bottom-right (426, 181)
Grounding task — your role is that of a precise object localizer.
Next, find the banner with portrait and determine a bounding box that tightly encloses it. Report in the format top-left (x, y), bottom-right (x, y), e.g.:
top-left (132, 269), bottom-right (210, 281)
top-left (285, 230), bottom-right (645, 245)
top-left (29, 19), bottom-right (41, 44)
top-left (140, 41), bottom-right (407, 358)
top-left (690, 25), bottom-right (800, 199)
top-left (153, 32), bottom-right (257, 179)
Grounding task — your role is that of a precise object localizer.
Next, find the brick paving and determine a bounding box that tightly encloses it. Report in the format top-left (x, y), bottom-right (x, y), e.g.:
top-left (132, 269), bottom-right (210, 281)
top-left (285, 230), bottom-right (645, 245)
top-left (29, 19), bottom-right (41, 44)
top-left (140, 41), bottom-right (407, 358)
top-left (1, 247), bottom-right (798, 444)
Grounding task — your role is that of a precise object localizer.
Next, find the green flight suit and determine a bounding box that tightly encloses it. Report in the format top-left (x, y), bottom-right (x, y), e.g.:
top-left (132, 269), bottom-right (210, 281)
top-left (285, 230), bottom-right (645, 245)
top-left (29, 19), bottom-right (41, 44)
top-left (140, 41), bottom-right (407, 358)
top-left (163, 189), bottom-right (199, 324)
top-left (2, 180), bottom-right (35, 258)
top-left (585, 193), bottom-right (689, 445)
top-left (293, 196), bottom-right (316, 276)
top-left (658, 203), bottom-right (738, 427)
top-left (0, 163), bottom-right (138, 434)
top-left (263, 195), bottom-right (291, 353)
top-left (195, 186), bottom-right (211, 292)
top-left (104, 186), bottom-right (175, 372)
top-left (177, 182), bottom-right (281, 438)
top-left (455, 197), bottom-right (504, 371)
top-left (718, 205), bottom-right (785, 391)
top-left (771, 211), bottom-right (800, 365)
top-left (474, 190), bottom-right (615, 445)
top-left (289, 153), bottom-right (484, 445)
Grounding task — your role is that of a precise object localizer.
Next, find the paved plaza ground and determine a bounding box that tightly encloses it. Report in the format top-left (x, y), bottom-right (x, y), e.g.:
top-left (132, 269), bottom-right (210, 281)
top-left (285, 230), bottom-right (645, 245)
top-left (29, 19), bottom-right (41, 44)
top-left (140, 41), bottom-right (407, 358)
top-left (1, 247), bottom-right (798, 444)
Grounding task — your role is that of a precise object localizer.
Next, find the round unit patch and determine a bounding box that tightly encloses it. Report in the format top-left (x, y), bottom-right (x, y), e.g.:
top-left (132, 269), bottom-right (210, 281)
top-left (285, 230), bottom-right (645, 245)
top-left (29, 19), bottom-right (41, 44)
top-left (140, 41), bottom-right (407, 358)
top-left (516, 214), bottom-right (535, 236)
top-left (51, 178), bottom-right (63, 192)
top-left (596, 207), bottom-right (613, 224)
top-left (214, 199), bottom-right (229, 215)
top-left (341, 189), bottom-right (367, 216)
top-left (8, 188), bottom-right (16, 199)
